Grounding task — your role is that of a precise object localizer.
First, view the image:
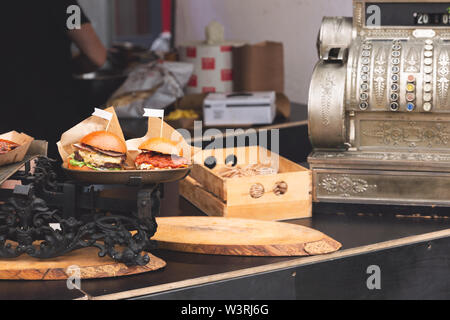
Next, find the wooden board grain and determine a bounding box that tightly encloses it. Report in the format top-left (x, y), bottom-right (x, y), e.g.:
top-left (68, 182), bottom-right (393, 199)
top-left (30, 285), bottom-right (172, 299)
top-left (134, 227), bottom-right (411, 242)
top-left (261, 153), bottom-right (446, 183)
top-left (154, 217), bottom-right (341, 256)
top-left (0, 247), bottom-right (166, 280)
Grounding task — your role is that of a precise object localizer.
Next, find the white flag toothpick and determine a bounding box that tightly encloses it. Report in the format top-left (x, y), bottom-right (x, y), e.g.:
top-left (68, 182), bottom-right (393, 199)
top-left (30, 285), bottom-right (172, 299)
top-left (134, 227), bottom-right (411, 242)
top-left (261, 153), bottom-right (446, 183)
top-left (143, 108), bottom-right (165, 137)
top-left (143, 108), bottom-right (165, 118)
top-left (92, 108), bottom-right (113, 131)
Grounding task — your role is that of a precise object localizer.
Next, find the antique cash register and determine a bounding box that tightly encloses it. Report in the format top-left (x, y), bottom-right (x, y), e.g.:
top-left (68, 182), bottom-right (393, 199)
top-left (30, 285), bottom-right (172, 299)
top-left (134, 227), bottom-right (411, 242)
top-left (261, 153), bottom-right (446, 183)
top-left (308, 0), bottom-right (450, 206)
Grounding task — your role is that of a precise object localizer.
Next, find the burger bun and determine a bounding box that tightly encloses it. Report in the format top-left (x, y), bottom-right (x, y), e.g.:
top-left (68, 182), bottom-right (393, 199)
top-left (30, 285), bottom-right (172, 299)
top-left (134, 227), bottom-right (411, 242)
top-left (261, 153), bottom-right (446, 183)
top-left (138, 137), bottom-right (182, 156)
top-left (80, 131), bottom-right (127, 154)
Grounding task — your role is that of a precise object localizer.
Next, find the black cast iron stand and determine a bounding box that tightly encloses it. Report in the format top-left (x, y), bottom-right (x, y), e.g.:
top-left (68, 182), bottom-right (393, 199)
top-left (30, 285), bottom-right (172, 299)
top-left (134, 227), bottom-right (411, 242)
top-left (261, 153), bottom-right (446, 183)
top-left (0, 157), bottom-right (160, 267)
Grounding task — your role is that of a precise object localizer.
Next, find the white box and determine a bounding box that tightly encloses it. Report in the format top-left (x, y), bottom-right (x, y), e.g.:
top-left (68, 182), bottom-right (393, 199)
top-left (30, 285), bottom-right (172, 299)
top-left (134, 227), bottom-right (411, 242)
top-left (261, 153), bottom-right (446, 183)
top-left (203, 91), bottom-right (276, 126)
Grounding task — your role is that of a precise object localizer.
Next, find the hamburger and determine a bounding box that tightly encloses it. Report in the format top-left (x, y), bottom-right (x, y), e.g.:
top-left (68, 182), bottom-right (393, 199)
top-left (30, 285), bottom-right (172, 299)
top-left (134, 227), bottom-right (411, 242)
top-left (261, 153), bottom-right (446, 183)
top-left (135, 137), bottom-right (189, 170)
top-left (68, 131), bottom-right (127, 171)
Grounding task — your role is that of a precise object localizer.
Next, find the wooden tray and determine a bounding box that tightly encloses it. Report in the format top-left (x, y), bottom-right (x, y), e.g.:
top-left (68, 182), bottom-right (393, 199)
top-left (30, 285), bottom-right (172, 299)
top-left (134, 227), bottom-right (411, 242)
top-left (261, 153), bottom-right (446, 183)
top-left (153, 217), bottom-right (341, 256)
top-left (182, 146), bottom-right (312, 220)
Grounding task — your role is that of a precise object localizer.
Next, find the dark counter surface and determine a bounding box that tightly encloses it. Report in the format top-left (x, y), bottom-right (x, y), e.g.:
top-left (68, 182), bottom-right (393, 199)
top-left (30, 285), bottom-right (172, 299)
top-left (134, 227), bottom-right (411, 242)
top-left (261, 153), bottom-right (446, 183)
top-left (1, 192), bottom-right (450, 300)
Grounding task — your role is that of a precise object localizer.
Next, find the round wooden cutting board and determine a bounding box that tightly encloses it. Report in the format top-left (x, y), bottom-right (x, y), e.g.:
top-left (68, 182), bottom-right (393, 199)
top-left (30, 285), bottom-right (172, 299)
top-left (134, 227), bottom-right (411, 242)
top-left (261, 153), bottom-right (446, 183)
top-left (154, 217), bottom-right (342, 256)
top-left (0, 248), bottom-right (166, 280)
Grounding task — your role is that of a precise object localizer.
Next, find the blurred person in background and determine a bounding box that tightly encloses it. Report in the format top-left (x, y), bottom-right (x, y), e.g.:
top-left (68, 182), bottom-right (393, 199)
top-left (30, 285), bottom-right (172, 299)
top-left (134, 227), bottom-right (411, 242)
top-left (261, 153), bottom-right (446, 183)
top-left (1, 0), bottom-right (107, 158)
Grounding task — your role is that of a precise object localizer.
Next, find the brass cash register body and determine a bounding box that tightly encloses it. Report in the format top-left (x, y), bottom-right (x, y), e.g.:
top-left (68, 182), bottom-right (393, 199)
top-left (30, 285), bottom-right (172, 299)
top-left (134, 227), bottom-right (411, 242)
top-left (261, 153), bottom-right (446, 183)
top-left (308, 0), bottom-right (450, 205)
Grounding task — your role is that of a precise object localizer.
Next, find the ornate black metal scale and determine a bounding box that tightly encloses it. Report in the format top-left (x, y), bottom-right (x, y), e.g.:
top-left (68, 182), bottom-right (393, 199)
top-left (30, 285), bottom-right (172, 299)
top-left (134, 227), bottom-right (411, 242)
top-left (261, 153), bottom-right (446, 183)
top-left (0, 156), bottom-right (166, 267)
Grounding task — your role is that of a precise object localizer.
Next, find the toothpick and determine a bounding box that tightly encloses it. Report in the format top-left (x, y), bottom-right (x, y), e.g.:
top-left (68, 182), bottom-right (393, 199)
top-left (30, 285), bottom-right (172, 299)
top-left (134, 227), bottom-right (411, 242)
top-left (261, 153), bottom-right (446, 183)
top-left (105, 119), bottom-right (112, 132)
top-left (143, 108), bottom-right (165, 137)
top-left (92, 107), bottom-right (113, 131)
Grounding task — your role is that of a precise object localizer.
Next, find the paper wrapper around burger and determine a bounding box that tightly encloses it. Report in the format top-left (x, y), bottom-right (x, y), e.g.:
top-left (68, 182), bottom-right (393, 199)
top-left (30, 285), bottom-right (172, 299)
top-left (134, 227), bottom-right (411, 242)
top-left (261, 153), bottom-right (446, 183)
top-left (56, 107), bottom-right (132, 167)
top-left (0, 131), bottom-right (34, 167)
top-left (126, 117), bottom-right (193, 163)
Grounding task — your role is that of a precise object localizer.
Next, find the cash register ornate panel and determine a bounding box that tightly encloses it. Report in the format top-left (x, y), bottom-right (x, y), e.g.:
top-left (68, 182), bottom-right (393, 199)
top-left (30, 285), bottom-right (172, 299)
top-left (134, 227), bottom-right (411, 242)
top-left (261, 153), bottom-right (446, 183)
top-left (308, 0), bottom-right (450, 205)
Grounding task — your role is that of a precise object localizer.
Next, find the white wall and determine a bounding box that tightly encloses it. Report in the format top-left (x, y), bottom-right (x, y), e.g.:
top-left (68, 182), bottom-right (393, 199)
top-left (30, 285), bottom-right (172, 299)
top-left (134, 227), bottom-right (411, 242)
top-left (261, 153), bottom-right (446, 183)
top-left (79, 0), bottom-right (113, 48)
top-left (175, 0), bottom-right (353, 104)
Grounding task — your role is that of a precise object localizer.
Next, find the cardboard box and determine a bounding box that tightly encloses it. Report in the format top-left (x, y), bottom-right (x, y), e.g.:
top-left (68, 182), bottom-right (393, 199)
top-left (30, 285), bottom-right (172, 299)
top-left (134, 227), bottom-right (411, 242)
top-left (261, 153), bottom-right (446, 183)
top-left (203, 91), bottom-right (276, 126)
top-left (232, 41), bottom-right (284, 93)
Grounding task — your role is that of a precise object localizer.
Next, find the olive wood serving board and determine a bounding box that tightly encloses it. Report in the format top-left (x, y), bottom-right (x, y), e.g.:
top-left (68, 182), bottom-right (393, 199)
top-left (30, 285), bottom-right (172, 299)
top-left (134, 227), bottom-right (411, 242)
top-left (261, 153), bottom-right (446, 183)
top-left (154, 217), bottom-right (341, 256)
top-left (0, 248), bottom-right (166, 280)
